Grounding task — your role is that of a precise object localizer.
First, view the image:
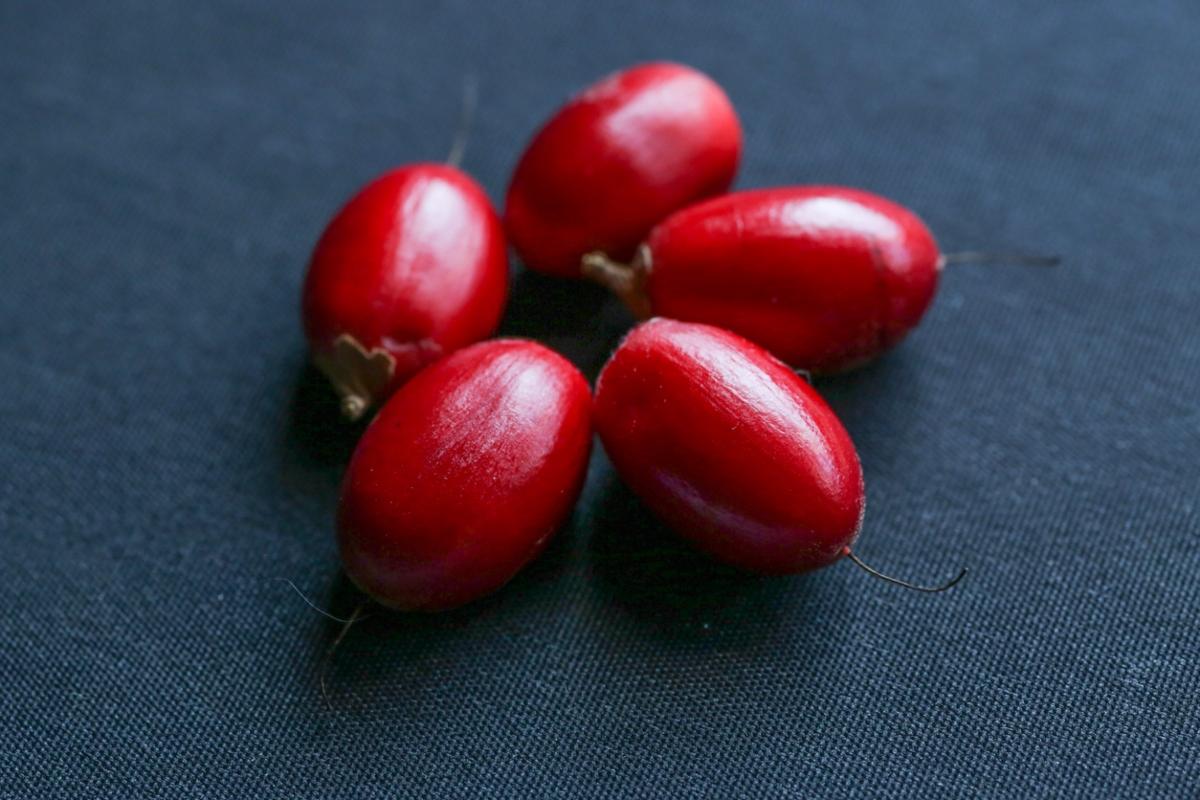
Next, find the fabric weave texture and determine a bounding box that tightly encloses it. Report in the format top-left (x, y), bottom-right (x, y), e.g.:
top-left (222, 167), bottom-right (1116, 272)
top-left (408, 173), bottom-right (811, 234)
top-left (1, 1), bottom-right (1197, 797)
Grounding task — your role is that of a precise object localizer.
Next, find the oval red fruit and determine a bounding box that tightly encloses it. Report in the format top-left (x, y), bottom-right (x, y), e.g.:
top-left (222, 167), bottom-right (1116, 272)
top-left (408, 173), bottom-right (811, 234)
top-left (583, 186), bottom-right (941, 372)
top-left (594, 318), bottom-right (864, 573)
top-left (302, 164), bottom-right (509, 419)
top-left (338, 340), bottom-right (592, 611)
top-left (505, 62), bottom-right (742, 278)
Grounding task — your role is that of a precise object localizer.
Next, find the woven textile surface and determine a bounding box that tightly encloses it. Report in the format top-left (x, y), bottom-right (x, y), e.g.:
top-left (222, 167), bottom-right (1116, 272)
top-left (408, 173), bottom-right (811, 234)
top-left (1, 1), bottom-right (1197, 797)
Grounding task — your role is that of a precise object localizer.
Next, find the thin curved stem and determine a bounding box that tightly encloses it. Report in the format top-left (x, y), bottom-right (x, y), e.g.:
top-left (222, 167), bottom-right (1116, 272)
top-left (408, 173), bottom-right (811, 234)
top-left (940, 251), bottom-right (1061, 267)
top-left (445, 74), bottom-right (479, 169)
top-left (283, 579), bottom-right (358, 623)
top-left (842, 547), bottom-right (967, 593)
top-left (320, 599), bottom-right (370, 710)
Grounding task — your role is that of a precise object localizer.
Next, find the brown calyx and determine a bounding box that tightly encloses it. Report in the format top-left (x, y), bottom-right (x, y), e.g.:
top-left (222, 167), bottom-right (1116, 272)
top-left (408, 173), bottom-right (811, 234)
top-left (580, 246), bottom-right (653, 319)
top-left (312, 333), bottom-right (396, 421)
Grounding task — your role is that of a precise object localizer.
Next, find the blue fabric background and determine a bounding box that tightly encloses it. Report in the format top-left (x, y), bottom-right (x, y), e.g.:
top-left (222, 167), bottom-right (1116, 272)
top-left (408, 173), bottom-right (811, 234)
top-left (2, 1), bottom-right (1197, 797)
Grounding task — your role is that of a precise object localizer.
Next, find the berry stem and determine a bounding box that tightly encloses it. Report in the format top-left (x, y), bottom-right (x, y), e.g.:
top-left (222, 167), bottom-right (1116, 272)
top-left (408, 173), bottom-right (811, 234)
top-left (939, 251), bottom-right (1061, 268)
top-left (320, 599), bottom-right (370, 710)
top-left (312, 334), bottom-right (396, 423)
top-left (841, 547), bottom-right (967, 593)
top-left (283, 579), bottom-right (374, 708)
top-left (581, 249), bottom-right (652, 318)
top-left (445, 74), bottom-right (479, 169)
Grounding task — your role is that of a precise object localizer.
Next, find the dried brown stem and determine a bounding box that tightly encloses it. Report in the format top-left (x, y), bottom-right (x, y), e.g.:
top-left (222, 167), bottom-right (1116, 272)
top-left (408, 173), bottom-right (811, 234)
top-left (580, 247), bottom-right (652, 319)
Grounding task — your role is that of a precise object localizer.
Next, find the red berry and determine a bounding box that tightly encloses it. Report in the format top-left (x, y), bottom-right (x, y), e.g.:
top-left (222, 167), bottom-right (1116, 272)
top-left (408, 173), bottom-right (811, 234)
top-left (302, 164), bottom-right (509, 420)
top-left (505, 62), bottom-right (742, 278)
top-left (583, 186), bottom-right (941, 373)
top-left (338, 339), bottom-right (592, 611)
top-left (594, 318), bottom-right (864, 573)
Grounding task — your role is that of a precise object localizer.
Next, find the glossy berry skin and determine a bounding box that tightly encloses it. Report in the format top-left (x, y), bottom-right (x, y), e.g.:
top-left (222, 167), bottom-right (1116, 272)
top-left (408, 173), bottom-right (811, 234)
top-left (594, 318), bottom-right (864, 573)
top-left (585, 187), bottom-right (941, 373)
top-left (302, 164), bottom-right (509, 419)
top-left (338, 340), bottom-right (592, 611)
top-left (505, 62), bottom-right (742, 278)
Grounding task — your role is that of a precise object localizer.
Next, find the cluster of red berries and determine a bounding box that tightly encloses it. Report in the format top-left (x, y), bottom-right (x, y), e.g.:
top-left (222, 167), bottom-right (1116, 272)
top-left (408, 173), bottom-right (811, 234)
top-left (302, 62), bottom-right (989, 612)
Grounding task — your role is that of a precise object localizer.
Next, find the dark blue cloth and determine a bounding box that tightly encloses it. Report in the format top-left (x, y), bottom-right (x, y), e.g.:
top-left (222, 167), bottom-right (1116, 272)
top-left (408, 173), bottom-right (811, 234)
top-left (2, 1), bottom-right (1197, 797)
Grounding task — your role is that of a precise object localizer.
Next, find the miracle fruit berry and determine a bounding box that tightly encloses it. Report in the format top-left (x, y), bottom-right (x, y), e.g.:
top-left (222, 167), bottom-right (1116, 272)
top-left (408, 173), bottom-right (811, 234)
top-left (338, 339), bottom-right (592, 611)
top-left (505, 62), bottom-right (742, 278)
top-left (302, 163), bottom-right (508, 420)
top-left (583, 186), bottom-right (942, 373)
top-left (595, 319), bottom-right (966, 591)
top-left (594, 318), bottom-right (864, 573)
